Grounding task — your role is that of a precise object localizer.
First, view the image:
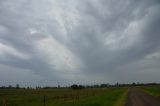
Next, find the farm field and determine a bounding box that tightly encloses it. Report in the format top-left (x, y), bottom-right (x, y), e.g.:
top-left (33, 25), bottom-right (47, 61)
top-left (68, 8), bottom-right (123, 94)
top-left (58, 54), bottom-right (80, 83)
top-left (0, 87), bottom-right (128, 106)
top-left (141, 85), bottom-right (160, 97)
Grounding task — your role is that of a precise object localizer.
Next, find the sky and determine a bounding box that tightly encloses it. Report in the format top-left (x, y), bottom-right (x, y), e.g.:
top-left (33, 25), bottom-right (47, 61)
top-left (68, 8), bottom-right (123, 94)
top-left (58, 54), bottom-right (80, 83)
top-left (0, 0), bottom-right (160, 87)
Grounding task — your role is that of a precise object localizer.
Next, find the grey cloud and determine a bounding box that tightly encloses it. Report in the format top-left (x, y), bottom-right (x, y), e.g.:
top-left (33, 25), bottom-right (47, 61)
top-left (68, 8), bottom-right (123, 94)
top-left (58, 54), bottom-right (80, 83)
top-left (66, 0), bottom-right (160, 73)
top-left (0, 0), bottom-right (160, 86)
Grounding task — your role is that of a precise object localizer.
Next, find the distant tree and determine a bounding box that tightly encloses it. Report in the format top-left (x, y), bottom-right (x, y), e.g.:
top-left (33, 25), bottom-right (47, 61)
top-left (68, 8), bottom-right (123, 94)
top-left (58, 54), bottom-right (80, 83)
top-left (100, 84), bottom-right (109, 88)
top-left (131, 83), bottom-right (136, 86)
top-left (58, 84), bottom-right (60, 88)
top-left (116, 82), bottom-right (119, 86)
top-left (93, 84), bottom-right (100, 88)
top-left (16, 84), bottom-right (20, 89)
top-left (71, 84), bottom-right (78, 89)
top-left (71, 84), bottom-right (84, 90)
top-left (78, 85), bottom-right (85, 89)
top-left (8, 85), bottom-right (12, 89)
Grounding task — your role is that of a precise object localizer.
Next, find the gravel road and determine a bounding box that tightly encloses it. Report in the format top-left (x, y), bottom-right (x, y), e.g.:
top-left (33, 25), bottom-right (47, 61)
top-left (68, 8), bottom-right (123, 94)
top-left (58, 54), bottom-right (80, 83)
top-left (125, 88), bottom-right (160, 106)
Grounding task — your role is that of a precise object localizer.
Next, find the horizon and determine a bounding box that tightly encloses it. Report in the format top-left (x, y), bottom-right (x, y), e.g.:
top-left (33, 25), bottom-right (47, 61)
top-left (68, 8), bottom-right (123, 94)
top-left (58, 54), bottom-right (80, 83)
top-left (0, 82), bottom-right (159, 88)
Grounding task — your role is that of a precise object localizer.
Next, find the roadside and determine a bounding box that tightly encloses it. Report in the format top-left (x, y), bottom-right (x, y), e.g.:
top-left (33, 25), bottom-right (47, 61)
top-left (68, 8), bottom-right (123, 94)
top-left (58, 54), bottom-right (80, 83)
top-left (114, 88), bottom-right (128, 106)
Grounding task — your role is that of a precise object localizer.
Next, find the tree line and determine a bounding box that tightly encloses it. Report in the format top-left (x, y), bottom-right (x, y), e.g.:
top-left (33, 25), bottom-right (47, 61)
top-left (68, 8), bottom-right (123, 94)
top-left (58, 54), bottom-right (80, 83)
top-left (0, 82), bottom-right (159, 90)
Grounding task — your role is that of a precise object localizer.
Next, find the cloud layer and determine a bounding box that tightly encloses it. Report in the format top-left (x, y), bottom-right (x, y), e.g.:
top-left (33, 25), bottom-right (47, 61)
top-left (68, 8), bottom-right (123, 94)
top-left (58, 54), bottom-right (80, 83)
top-left (0, 0), bottom-right (160, 87)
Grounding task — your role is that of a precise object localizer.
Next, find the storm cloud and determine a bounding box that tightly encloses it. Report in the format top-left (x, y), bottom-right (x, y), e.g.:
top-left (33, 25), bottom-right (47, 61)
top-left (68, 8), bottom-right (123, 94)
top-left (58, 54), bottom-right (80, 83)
top-left (0, 0), bottom-right (160, 87)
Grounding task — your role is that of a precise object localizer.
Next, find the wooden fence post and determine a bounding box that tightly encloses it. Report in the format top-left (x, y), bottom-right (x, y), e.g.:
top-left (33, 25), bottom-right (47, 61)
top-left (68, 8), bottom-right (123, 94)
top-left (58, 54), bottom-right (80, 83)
top-left (3, 96), bottom-right (7, 106)
top-left (43, 96), bottom-right (46, 106)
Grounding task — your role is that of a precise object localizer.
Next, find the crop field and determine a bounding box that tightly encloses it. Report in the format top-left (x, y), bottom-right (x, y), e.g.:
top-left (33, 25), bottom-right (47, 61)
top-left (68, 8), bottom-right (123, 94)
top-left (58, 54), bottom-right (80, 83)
top-left (0, 87), bottom-right (128, 106)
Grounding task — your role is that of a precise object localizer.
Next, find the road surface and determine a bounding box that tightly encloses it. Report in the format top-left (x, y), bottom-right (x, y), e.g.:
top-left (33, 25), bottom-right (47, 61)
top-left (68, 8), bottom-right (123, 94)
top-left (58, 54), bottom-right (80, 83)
top-left (125, 88), bottom-right (160, 106)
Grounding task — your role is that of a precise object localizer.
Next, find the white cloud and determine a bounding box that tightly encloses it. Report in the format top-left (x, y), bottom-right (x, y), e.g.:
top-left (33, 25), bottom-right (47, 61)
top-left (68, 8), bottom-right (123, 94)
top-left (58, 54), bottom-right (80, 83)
top-left (146, 51), bottom-right (160, 59)
top-left (34, 36), bottom-right (83, 73)
top-left (104, 19), bottom-right (144, 50)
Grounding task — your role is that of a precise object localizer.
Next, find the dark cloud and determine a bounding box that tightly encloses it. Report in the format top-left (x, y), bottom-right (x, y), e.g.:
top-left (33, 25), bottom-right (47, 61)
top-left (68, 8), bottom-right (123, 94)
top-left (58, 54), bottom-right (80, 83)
top-left (66, 0), bottom-right (160, 72)
top-left (0, 0), bottom-right (160, 86)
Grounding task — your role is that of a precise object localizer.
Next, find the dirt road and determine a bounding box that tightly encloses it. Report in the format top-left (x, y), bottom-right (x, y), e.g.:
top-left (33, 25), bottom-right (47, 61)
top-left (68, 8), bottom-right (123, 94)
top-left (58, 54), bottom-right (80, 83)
top-left (125, 88), bottom-right (160, 106)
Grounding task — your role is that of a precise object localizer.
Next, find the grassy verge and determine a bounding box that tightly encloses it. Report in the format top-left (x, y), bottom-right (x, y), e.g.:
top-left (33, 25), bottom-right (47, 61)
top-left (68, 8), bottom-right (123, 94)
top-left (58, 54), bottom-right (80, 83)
top-left (141, 85), bottom-right (160, 97)
top-left (65, 88), bottom-right (128, 106)
top-left (114, 88), bottom-right (128, 106)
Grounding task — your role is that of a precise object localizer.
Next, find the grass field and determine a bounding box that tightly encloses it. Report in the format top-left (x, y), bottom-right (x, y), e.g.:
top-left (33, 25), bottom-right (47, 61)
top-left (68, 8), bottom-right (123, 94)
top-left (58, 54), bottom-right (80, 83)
top-left (0, 87), bottom-right (128, 106)
top-left (141, 85), bottom-right (160, 97)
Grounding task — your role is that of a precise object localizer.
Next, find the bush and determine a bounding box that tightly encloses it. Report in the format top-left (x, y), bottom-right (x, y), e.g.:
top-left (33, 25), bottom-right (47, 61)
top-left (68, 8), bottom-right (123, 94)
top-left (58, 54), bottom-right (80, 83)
top-left (71, 84), bottom-right (84, 90)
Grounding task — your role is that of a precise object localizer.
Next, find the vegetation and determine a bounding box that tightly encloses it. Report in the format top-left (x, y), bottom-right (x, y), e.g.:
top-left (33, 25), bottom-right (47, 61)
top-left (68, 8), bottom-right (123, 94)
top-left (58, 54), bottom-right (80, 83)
top-left (114, 88), bottom-right (128, 106)
top-left (1, 83), bottom-right (159, 106)
top-left (141, 85), bottom-right (160, 97)
top-left (71, 84), bottom-right (84, 90)
top-left (0, 87), bottom-right (128, 106)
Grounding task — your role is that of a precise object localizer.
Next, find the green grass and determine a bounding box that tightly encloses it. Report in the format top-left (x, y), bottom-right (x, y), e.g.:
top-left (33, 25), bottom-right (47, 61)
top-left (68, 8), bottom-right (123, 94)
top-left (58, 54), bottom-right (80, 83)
top-left (0, 87), bottom-right (128, 106)
top-left (114, 88), bottom-right (128, 106)
top-left (141, 85), bottom-right (160, 97)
